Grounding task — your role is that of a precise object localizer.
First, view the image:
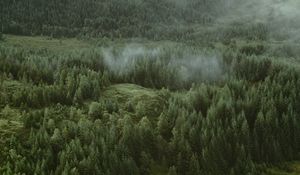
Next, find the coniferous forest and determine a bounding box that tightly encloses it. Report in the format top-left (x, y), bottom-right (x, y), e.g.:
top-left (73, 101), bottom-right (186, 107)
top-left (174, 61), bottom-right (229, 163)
top-left (1, 0), bottom-right (300, 174)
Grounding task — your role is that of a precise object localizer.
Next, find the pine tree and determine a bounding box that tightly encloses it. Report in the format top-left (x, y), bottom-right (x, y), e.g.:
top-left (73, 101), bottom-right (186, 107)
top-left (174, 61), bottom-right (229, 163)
top-left (253, 111), bottom-right (265, 161)
top-left (50, 128), bottom-right (63, 152)
top-left (157, 112), bottom-right (170, 140)
top-left (188, 154), bottom-right (201, 175)
top-left (0, 32), bottom-right (3, 41)
top-left (138, 117), bottom-right (155, 155)
top-left (139, 152), bottom-right (151, 175)
top-left (3, 162), bottom-right (13, 175)
top-left (88, 102), bottom-right (104, 119)
top-left (168, 166), bottom-right (177, 175)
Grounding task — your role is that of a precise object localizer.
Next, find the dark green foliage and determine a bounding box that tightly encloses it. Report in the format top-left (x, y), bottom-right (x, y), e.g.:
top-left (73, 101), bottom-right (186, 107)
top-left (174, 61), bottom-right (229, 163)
top-left (168, 165), bottom-right (177, 175)
top-left (234, 56), bottom-right (272, 82)
top-left (0, 0), bottom-right (227, 39)
top-left (239, 44), bottom-right (266, 56)
top-left (1, 40), bottom-right (300, 174)
top-left (1, 0), bottom-right (300, 174)
top-left (88, 102), bottom-right (104, 119)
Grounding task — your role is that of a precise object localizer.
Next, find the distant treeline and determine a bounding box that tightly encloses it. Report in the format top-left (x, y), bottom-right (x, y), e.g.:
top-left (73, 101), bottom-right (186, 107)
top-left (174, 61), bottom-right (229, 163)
top-left (0, 0), bottom-right (227, 38)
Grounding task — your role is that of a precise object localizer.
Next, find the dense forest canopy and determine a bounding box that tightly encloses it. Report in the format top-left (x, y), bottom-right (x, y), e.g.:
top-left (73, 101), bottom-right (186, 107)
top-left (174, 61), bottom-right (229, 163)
top-left (1, 0), bottom-right (300, 41)
top-left (0, 0), bottom-right (227, 38)
top-left (1, 0), bottom-right (300, 175)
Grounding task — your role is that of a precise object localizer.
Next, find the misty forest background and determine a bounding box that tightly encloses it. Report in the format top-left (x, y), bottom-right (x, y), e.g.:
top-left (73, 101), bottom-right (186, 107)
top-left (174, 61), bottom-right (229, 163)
top-left (1, 0), bottom-right (300, 174)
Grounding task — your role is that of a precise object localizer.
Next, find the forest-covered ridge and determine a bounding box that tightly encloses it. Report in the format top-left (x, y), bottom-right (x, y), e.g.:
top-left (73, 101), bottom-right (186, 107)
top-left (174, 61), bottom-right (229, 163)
top-left (1, 32), bottom-right (300, 174)
top-left (2, 0), bottom-right (300, 175)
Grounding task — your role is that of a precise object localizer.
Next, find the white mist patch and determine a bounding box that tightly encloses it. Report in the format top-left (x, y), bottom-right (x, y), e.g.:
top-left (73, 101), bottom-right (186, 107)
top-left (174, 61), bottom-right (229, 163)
top-left (217, 0), bottom-right (300, 42)
top-left (175, 55), bottom-right (223, 82)
top-left (225, 0), bottom-right (300, 21)
top-left (102, 44), bottom-right (224, 83)
top-left (102, 44), bottom-right (161, 74)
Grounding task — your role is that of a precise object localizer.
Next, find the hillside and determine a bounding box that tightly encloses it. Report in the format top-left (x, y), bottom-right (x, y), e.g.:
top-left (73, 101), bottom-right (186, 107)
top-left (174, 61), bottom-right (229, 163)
top-left (1, 0), bottom-right (300, 174)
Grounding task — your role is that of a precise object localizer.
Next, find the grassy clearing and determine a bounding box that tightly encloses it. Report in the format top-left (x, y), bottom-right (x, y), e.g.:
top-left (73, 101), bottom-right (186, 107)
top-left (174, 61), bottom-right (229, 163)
top-left (0, 80), bottom-right (24, 144)
top-left (266, 162), bottom-right (300, 175)
top-left (0, 119), bottom-right (23, 143)
top-left (103, 83), bottom-right (165, 120)
top-left (0, 106), bottom-right (23, 145)
top-left (1, 34), bottom-right (185, 52)
top-left (0, 106), bottom-right (23, 167)
top-left (2, 34), bottom-right (92, 52)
